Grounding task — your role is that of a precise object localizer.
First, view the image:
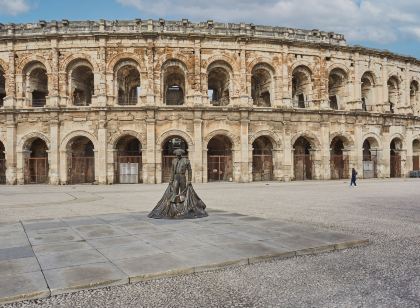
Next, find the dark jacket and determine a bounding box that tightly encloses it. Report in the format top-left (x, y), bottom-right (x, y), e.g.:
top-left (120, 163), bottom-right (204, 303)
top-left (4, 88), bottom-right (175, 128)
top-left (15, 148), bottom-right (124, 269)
top-left (170, 157), bottom-right (192, 182)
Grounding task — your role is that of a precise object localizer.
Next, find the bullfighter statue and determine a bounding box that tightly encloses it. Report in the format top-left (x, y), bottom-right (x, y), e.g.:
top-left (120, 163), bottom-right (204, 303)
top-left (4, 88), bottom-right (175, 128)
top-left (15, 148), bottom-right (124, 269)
top-left (148, 149), bottom-right (208, 219)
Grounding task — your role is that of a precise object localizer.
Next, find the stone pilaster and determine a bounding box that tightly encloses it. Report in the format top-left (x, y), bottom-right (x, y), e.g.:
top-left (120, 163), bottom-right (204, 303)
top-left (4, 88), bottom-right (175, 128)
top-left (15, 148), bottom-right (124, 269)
top-left (193, 111), bottom-right (203, 182)
top-left (48, 113), bottom-right (60, 184)
top-left (145, 110), bottom-right (156, 183)
top-left (5, 114), bottom-right (16, 184)
top-left (97, 111), bottom-right (108, 184)
top-left (239, 111), bottom-right (250, 182)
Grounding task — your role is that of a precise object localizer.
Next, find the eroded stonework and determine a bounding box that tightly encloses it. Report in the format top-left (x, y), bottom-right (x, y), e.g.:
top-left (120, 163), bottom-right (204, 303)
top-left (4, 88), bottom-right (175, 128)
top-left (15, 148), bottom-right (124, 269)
top-left (0, 19), bottom-right (419, 185)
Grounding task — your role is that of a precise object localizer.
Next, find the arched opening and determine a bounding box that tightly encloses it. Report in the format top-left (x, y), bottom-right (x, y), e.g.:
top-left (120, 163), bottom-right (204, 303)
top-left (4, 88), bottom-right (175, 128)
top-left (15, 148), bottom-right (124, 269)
top-left (293, 137), bottom-right (313, 180)
top-left (67, 136), bottom-right (95, 184)
top-left (252, 136), bottom-right (273, 181)
top-left (292, 65), bottom-right (311, 108)
top-left (207, 61), bottom-right (231, 106)
top-left (410, 81), bottom-right (419, 114)
top-left (116, 62), bottom-right (140, 105)
top-left (362, 138), bottom-right (378, 178)
top-left (388, 76), bottom-right (399, 114)
top-left (413, 139), bottom-right (420, 171)
top-left (70, 63), bottom-right (94, 106)
top-left (328, 68), bottom-right (347, 110)
top-left (24, 62), bottom-right (48, 107)
top-left (115, 136), bottom-right (142, 184)
top-left (24, 138), bottom-right (49, 184)
top-left (0, 141), bottom-right (5, 184)
top-left (207, 135), bottom-right (233, 182)
top-left (0, 67), bottom-right (5, 107)
top-left (390, 138), bottom-right (402, 178)
top-left (163, 64), bottom-right (185, 106)
top-left (251, 65), bottom-right (272, 107)
top-left (330, 137), bottom-right (349, 179)
top-left (162, 136), bottom-right (188, 182)
top-left (361, 72), bottom-right (375, 112)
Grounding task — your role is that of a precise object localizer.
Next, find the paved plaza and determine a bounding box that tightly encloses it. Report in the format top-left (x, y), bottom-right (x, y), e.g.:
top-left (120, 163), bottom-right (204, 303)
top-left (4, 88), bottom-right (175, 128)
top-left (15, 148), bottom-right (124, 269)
top-left (0, 179), bottom-right (419, 307)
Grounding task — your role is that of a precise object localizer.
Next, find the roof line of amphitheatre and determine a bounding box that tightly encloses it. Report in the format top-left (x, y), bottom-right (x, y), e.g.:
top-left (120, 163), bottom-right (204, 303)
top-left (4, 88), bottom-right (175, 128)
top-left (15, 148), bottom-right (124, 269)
top-left (0, 19), bottom-right (419, 64)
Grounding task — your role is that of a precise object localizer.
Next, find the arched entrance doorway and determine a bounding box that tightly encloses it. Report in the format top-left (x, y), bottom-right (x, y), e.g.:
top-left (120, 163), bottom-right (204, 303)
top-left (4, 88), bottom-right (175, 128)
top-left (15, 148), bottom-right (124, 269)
top-left (24, 138), bottom-right (49, 184)
top-left (293, 137), bottom-right (313, 180)
top-left (207, 135), bottom-right (233, 182)
top-left (115, 136), bottom-right (142, 184)
top-left (252, 136), bottom-right (273, 181)
top-left (162, 136), bottom-right (188, 182)
top-left (363, 138), bottom-right (378, 178)
top-left (330, 137), bottom-right (349, 179)
top-left (413, 139), bottom-right (420, 171)
top-left (390, 138), bottom-right (402, 178)
top-left (68, 136), bottom-right (95, 184)
top-left (0, 141), bottom-right (5, 184)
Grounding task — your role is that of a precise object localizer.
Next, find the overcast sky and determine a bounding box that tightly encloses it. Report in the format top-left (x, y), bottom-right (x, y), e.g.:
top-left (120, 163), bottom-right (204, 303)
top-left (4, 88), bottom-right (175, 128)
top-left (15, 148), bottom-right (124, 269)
top-left (1, 0), bottom-right (419, 59)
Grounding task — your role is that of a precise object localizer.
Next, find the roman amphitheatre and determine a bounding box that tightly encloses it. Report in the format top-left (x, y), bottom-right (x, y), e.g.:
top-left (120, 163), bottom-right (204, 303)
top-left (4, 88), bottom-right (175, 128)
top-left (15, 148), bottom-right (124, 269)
top-left (0, 19), bottom-right (419, 185)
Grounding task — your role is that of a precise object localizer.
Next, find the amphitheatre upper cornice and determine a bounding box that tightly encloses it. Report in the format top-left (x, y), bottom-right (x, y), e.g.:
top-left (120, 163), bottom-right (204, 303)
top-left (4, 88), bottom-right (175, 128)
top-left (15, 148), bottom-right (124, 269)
top-left (0, 19), bottom-right (419, 65)
top-left (0, 19), bottom-right (346, 45)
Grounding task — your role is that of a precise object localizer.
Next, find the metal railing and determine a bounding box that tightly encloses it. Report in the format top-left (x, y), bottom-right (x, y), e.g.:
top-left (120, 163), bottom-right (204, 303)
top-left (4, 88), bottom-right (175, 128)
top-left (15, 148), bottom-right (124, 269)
top-left (32, 98), bottom-right (46, 107)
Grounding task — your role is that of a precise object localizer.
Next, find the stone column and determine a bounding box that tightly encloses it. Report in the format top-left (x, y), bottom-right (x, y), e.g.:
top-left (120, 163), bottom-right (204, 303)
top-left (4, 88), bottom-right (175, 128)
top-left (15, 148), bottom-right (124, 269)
top-left (382, 133), bottom-right (391, 178)
top-left (282, 123), bottom-right (292, 181)
top-left (193, 111), bottom-right (203, 182)
top-left (405, 129), bottom-right (413, 173)
top-left (272, 148), bottom-right (283, 180)
top-left (320, 120), bottom-right (330, 179)
top-left (281, 46), bottom-right (292, 108)
top-left (47, 44), bottom-right (60, 107)
top-left (352, 53), bottom-right (361, 110)
top-left (202, 149), bottom-right (208, 183)
top-left (146, 40), bottom-right (156, 106)
top-left (59, 149), bottom-right (69, 184)
top-left (239, 43), bottom-right (249, 107)
top-left (5, 114), bottom-right (17, 184)
top-left (381, 63), bottom-right (389, 112)
top-left (145, 110), bottom-right (156, 183)
top-left (239, 111), bottom-right (250, 182)
top-left (319, 53), bottom-right (330, 110)
top-left (4, 47), bottom-right (16, 109)
top-left (193, 40), bottom-right (203, 106)
top-left (354, 123), bottom-right (364, 176)
top-left (398, 149), bottom-right (407, 177)
top-left (16, 150), bottom-right (30, 185)
top-left (48, 114), bottom-right (60, 184)
top-left (97, 112), bottom-right (108, 184)
top-left (92, 41), bottom-right (107, 106)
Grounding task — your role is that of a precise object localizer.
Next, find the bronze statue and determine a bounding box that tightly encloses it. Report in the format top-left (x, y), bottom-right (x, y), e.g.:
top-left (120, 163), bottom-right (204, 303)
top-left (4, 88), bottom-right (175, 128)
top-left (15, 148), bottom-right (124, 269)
top-left (148, 149), bottom-right (208, 219)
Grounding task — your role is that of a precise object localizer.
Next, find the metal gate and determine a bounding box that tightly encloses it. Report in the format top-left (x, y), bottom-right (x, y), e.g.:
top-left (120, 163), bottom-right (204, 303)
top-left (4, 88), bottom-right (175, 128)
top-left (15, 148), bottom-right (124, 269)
top-left (116, 155), bottom-right (142, 184)
top-left (0, 159), bottom-right (5, 184)
top-left (69, 157), bottom-right (95, 184)
top-left (330, 155), bottom-right (349, 179)
top-left (252, 154), bottom-right (273, 181)
top-left (208, 155), bottom-right (232, 182)
top-left (363, 155), bottom-right (377, 179)
top-left (294, 154), bottom-right (313, 180)
top-left (390, 154), bottom-right (401, 178)
top-left (413, 155), bottom-right (419, 171)
top-left (25, 157), bottom-right (48, 184)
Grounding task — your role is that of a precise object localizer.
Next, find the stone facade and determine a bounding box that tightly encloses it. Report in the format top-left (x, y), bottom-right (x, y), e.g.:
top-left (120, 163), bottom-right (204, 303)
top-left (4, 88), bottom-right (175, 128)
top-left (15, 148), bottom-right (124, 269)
top-left (0, 19), bottom-right (420, 185)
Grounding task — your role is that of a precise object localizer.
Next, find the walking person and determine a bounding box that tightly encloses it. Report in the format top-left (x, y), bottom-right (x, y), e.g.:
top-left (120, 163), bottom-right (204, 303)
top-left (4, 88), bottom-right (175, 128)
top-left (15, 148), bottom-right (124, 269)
top-left (350, 168), bottom-right (358, 187)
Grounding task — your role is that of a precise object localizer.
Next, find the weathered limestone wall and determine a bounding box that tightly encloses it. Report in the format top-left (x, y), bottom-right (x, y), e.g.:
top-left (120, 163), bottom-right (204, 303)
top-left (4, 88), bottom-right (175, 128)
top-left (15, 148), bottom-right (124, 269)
top-left (0, 19), bottom-right (419, 184)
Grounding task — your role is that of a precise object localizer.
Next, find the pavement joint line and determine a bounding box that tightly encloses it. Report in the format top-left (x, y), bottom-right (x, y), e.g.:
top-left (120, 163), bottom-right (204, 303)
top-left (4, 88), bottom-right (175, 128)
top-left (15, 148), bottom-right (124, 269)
top-left (18, 220), bottom-right (51, 303)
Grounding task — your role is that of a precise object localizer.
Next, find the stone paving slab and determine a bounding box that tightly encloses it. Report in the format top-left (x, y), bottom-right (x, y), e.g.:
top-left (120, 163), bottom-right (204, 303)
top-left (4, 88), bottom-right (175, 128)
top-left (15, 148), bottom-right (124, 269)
top-left (0, 210), bottom-right (369, 305)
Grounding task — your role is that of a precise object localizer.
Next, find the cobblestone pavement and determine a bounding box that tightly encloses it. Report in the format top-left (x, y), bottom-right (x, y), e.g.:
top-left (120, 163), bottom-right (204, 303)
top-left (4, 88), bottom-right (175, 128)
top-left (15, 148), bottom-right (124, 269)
top-left (1, 179), bottom-right (420, 307)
